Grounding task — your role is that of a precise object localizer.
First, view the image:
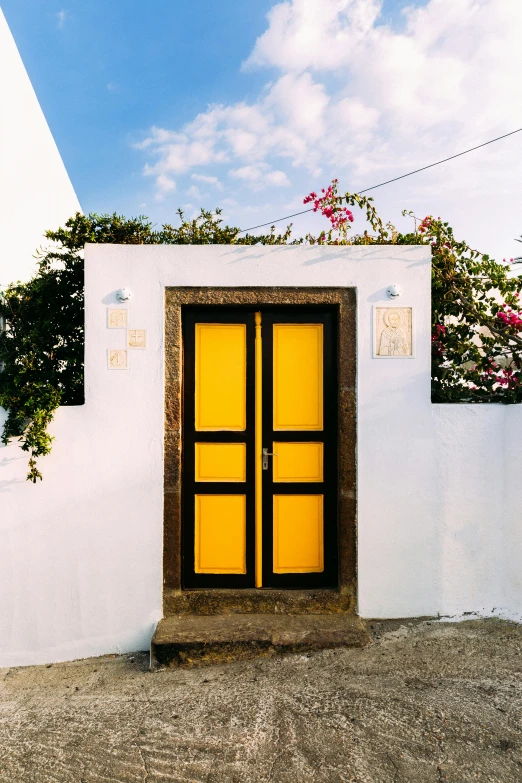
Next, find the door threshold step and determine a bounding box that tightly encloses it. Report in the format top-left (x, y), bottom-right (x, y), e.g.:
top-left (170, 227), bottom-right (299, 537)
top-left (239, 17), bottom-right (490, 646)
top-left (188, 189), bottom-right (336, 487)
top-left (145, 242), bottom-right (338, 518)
top-left (151, 613), bottom-right (370, 668)
top-left (164, 588), bottom-right (354, 615)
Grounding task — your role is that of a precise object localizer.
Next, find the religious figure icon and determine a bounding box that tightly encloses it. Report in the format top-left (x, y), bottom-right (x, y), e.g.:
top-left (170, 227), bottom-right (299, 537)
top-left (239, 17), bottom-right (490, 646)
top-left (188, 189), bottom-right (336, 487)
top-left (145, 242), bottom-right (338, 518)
top-left (108, 308), bottom-right (128, 328)
top-left (374, 307), bottom-right (413, 358)
top-left (108, 349), bottom-right (128, 369)
top-left (127, 329), bottom-right (147, 349)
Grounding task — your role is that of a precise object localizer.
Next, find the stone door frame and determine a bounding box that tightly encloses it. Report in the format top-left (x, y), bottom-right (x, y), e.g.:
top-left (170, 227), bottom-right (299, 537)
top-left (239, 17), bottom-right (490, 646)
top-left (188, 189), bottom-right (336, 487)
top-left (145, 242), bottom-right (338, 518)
top-left (164, 287), bottom-right (356, 614)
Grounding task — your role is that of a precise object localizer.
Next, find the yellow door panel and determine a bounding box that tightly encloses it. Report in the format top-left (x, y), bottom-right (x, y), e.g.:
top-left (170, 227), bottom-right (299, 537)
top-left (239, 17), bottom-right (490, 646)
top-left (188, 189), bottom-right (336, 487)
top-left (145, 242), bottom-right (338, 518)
top-left (273, 324), bottom-right (323, 430)
top-left (273, 495), bottom-right (324, 573)
top-left (273, 442), bottom-right (323, 482)
top-left (195, 443), bottom-right (246, 482)
top-left (195, 324), bottom-right (246, 431)
top-left (195, 495), bottom-right (246, 573)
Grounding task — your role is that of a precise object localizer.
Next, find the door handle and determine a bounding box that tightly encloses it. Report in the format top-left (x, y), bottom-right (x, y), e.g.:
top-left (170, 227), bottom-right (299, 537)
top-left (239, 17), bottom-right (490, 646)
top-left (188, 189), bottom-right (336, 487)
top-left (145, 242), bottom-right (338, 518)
top-left (262, 448), bottom-right (279, 470)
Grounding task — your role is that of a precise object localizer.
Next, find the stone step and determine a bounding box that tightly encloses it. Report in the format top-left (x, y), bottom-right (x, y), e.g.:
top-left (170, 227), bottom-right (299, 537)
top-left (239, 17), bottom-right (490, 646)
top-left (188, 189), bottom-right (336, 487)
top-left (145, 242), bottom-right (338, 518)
top-left (164, 588), bottom-right (353, 615)
top-left (151, 613), bottom-right (370, 667)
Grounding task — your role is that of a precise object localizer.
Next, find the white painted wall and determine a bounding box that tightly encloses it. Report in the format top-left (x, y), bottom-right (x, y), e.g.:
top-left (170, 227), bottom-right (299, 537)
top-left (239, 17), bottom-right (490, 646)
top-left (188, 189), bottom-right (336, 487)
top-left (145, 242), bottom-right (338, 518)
top-left (0, 7), bottom-right (80, 286)
top-left (503, 404), bottom-right (522, 613)
top-left (0, 244), bottom-right (520, 667)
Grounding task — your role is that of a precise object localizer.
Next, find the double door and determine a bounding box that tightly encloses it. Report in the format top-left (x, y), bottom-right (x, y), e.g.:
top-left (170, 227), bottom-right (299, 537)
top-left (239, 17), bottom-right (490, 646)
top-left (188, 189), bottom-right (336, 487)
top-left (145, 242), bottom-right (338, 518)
top-left (182, 306), bottom-right (337, 589)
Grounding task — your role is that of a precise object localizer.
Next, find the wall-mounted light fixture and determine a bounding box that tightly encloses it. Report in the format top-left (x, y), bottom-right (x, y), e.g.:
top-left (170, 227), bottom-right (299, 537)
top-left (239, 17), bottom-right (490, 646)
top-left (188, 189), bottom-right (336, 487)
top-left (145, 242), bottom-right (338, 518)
top-left (116, 288), bottom-right (132, 303)
top-left (386, 284), bottom-right (402, 299)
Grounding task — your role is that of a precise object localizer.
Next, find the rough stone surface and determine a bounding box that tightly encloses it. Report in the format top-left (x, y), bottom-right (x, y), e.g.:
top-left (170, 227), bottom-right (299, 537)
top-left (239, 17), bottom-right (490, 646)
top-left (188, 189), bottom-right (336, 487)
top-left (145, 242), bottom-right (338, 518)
top-left (152, 613), bottom-right (370, 666)
top-left (164, 587), bottom-right (354, 616)
top-left (1, 619), bottom-right (522, 782)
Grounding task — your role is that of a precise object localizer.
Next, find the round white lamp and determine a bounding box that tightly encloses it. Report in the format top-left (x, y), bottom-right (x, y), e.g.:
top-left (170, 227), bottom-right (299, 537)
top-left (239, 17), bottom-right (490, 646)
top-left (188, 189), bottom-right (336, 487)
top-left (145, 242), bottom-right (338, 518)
top-left (116, 288), bottom-right (132, 303)
top-left (386, 284), bottom-right (402, 299)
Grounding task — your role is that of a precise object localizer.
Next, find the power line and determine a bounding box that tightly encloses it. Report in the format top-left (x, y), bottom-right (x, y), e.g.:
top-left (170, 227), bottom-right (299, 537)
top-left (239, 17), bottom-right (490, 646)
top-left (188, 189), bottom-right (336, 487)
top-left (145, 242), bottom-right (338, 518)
top-left (237, 126), bottom-right (522, 234)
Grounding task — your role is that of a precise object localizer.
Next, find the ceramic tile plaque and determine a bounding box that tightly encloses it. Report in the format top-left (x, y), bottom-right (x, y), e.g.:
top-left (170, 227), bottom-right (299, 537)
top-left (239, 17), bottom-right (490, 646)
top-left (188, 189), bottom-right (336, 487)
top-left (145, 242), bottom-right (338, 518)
top-left (108, 308), bottom-right (128, 329)
top-left (127, 329), bottom-right (147, 349)
top-left (373, 306), bottom-right (414, 358)
top-left (108, 349), bottom-right (128, 369)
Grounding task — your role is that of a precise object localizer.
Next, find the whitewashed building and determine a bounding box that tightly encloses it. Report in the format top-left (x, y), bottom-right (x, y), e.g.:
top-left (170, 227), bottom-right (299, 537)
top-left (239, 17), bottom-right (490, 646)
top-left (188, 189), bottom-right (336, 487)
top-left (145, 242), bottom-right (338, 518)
top-left (0, 10), bottom-right (521, 669)
top-left (0, 7), bottom-right (80, 285)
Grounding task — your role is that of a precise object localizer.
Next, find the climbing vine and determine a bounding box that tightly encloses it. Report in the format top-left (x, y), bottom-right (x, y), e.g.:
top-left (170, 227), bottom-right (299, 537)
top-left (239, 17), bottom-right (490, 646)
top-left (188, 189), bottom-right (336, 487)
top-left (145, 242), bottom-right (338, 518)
top-left (303, 180), bottom-right (522, 403)
top-left (1, 185), bottom-right (520, 481)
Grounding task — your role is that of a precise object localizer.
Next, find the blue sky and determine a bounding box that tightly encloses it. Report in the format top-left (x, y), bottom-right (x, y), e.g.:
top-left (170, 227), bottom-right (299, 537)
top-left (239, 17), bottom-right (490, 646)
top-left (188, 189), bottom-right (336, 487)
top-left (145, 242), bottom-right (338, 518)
top-left (2, 0), bottom-right (522, 259)
top-left (2, 0), bottom-right (277, 215)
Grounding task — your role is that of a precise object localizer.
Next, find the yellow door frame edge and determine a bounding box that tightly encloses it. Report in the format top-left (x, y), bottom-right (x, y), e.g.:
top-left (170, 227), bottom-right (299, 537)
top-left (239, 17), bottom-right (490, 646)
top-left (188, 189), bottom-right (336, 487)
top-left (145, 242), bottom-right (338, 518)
top-left (255, 311), bottom-right (263, 587)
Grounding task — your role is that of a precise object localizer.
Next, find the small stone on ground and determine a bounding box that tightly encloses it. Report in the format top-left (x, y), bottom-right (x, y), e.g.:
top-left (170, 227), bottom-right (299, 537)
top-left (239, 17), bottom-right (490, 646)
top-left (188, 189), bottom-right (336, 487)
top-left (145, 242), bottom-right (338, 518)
top-left (1, 618), bottom-right (521, 782)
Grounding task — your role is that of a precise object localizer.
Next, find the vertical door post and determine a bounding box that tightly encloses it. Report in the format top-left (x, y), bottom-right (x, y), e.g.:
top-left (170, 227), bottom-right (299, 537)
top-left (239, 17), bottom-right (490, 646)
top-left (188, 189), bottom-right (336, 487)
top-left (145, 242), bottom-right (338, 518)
top-left (255, 312), bottom-right (263, 587)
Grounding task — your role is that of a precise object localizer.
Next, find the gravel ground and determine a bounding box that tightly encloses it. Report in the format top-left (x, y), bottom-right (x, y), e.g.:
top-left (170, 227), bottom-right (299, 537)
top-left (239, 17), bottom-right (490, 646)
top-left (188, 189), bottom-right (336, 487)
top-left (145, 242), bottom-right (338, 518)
top-left (1, 618), bottom-right (521, 782)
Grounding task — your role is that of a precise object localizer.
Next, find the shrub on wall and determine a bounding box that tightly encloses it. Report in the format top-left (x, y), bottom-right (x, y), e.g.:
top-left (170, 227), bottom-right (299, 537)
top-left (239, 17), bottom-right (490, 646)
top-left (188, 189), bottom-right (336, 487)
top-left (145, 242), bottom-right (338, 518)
top-left (1, 187), bottom-right (520, 481)
top-left (301, 182), bottom-right (522, 404)
top-left (0, 210), bottom-right (290, 481)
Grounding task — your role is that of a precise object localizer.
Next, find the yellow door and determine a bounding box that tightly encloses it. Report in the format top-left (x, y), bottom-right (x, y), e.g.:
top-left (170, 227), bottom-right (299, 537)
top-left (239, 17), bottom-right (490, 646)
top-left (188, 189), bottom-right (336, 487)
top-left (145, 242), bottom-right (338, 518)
top-left (182, 307), bottom-right (337, 589)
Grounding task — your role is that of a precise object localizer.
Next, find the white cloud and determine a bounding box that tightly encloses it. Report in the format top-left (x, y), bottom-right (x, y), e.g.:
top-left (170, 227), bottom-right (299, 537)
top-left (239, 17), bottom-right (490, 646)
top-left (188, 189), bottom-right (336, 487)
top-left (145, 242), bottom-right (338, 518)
top-left (137, 71), bottom-right (336, 193)
top-left (242, 0), bottom-right (381, 72)
top-left (266, 170), bottom-right (291, 187)
top-left (55, 9), bottom-right (69, 30)
top-left (229, 165), bottom-right (264, 183)
top-left (186, 185), bottom-right (202, 199)
top-left (137, 124), bottom-right (229, 184)
top-left (135, 0), bottom-right (522, 258)
top-left (229, 164), bottom-right (291, 189)
top-left (156, 174), bottom-right (176, 192)
top-left (191, 173), bottom-right (222, 188)
top-left (149, 173), bottom-right (176, 201)
top-left (221, 197), bottom-right (239, 208)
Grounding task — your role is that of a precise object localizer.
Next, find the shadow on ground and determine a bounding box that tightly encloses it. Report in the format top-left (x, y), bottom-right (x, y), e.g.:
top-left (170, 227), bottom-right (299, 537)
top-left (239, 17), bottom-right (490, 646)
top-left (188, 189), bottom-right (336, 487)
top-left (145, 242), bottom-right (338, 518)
top-left (1, 619), bottom-right (521, 782)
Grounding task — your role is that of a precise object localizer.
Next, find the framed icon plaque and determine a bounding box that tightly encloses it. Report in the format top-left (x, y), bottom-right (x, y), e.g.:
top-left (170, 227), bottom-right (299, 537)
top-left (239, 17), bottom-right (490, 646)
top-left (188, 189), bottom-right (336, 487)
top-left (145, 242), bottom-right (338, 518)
top-left (373, 306), bottom-right (414, 359)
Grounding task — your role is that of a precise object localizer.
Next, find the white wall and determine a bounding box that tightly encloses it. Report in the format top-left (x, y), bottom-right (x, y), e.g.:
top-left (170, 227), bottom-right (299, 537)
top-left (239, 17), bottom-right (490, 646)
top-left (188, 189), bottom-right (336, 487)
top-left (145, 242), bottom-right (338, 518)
top-left (0, 8), bottom-right (84, 666)
top-left (0, 244), bottom-right (520, 667)
top-left (0, 8), bottom-right (80, 286)
top-left (503, 404), bottom-right (522, 614)
top-left (360, 401), bottom-right (522, 621)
